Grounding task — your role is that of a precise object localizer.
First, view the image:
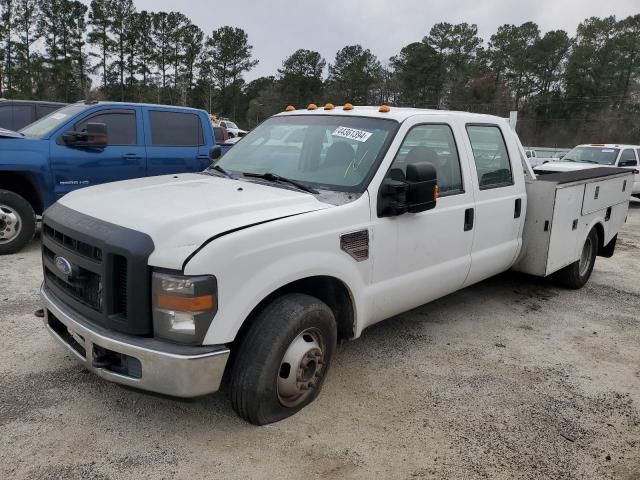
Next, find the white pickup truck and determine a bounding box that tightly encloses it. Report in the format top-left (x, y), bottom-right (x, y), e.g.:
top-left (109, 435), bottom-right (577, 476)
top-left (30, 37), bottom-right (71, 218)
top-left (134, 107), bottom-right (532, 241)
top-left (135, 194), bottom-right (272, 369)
top-left (40, 105), bottom-right (633, 425)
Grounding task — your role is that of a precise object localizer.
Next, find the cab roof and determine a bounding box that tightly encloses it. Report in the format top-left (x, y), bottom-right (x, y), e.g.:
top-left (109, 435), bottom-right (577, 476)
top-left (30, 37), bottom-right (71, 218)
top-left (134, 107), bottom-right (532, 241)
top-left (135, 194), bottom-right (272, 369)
top-left (275, 105), bottom-right (508, 124)
top-left (575, 143), bottom-right (640, 149)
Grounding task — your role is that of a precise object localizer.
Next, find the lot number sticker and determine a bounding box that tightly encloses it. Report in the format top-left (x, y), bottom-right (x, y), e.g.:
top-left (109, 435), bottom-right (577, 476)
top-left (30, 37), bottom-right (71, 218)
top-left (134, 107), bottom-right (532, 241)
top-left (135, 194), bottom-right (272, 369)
top-left (332, 126), bottom-right (372, 143)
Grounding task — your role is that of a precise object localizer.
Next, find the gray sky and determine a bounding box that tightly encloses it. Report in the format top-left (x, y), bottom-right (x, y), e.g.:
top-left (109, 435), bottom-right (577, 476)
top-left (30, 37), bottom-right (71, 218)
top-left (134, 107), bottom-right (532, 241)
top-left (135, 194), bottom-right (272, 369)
top-left (116, 0), bottom-right (639, 80)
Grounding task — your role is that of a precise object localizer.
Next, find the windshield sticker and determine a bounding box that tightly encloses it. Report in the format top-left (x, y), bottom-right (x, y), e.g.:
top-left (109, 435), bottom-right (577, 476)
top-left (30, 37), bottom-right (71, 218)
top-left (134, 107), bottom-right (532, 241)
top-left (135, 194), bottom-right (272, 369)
top-left (602, 149), bottom-right (615, 152)
top-left (332, 126), bottom-right (372, 143)
top-left (51, 113), bottom-right (67, 120)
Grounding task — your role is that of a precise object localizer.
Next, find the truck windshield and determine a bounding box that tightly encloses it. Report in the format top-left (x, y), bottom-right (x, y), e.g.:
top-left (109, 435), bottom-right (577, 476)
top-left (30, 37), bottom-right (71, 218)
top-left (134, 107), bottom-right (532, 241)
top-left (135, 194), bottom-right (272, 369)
top-left (562, 146), bottom-right (620, 165)
top-left (214, 115), bottom-right (397, 192)
top-left (19, 104), bottom-right (89, 138)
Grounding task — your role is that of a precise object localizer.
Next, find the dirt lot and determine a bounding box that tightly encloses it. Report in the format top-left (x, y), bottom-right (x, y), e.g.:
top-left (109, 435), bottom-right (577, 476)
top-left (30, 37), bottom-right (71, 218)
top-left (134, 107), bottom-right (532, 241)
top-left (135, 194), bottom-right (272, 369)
top-left (1, 201), bottom-right (639, 480)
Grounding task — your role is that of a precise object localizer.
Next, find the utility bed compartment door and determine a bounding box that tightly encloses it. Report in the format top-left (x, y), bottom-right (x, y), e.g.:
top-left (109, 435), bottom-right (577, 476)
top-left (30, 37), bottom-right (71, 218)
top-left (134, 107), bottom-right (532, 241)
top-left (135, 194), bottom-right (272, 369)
top-left (547, 185), bottom-right (583, 273)
top-left (582, 176), bottom-right (629, 215)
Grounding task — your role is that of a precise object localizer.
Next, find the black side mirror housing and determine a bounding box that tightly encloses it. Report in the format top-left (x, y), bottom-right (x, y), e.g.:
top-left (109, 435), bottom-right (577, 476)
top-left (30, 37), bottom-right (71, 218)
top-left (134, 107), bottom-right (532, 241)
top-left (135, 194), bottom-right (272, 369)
top-left (405, 162), bottom-right (438, 213)
top-left (62, 122), bottom-right (108, 148)
top-left (378, 162), bottom-right (438, 217)
top-left (210, 145), bottom-right (222, 161)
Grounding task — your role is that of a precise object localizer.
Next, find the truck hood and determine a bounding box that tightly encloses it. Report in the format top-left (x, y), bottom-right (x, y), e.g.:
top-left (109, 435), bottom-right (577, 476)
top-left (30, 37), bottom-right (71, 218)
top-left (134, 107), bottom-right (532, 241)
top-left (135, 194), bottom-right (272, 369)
top-left (58, 173), bottom-right (333, 269)
top-left (535, 161), bottom-right (614, 172)
top-left (0, 127), bottom-right (24, 139)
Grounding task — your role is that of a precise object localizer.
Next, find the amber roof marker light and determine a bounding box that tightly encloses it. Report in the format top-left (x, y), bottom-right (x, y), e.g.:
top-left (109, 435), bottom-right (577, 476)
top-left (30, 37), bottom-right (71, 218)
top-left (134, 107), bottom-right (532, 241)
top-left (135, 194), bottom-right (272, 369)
top-left (343, 103), bottom-right (354, 111)
top-left (379, 104), bottom-right (391, 113)
top-left (307, 103), bottom-right (318, 110)
top-left (324, 103), bottom-right (335, 110)
top-left (285, 105), bottom-right (295, 112)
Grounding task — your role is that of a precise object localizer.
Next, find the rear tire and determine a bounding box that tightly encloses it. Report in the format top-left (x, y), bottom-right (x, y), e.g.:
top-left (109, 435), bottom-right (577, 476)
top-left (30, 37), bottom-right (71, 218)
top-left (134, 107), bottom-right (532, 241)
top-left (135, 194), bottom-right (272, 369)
top-left (0, 190), bottom-right (36, 255)
top-left (555, 228), bottom-right (598, 289)
top-left (228, 293), bottom-right (337, 425)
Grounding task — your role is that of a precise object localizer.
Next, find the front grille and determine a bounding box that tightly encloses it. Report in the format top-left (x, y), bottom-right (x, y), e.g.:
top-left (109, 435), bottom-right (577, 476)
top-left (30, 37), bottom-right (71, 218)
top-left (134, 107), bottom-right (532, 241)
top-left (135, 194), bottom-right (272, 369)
top-left (45, 266), bottom-right (102, 311)
top-left (43, 223), bottom-right (102, 262)
top-left (42, 203), bottom-right (154, 336)
top-left (112, 255), bottom-right (128, 316)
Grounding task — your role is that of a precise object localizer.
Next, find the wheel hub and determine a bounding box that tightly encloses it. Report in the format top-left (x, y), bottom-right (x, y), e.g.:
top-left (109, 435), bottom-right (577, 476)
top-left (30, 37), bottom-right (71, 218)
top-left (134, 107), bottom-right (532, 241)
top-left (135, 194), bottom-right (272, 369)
top-left (579, 236), bottom-right (594, 277)
top-left (0, 205), bottom-right (21, 244)
top-left (277, 329), bottom-right (325, 407)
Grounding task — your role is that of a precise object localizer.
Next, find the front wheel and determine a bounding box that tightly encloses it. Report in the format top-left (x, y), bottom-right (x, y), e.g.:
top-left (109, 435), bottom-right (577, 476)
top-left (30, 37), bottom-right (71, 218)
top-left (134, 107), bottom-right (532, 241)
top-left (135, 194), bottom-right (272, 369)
top-left (555, 228), bottom-right (599, 289)
top-left (228, 293), bottom-right (337, 425)
top-left (0, 190), bottom-right (36, 255)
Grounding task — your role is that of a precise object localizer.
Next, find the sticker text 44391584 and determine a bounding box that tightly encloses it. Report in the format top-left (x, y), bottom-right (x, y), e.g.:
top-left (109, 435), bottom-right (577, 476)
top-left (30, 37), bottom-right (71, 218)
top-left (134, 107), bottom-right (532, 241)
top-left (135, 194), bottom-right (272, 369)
top-left (332, 126), bottom-right (372, 143)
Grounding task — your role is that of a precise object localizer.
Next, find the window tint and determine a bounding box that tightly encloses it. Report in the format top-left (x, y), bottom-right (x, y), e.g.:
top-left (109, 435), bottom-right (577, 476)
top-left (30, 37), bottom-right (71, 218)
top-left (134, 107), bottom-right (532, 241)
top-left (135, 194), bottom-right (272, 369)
top-left (0, 105), bottom-right (11, 128)
top-left (386, 124), bottom-right (463, 196)
top-left (619, 149), bottom-right (637, 165)
top-left (150, 111), bottom-right (203, 146)
top-left (466, 125), bottom-right (513, 189)
top-left (37, 105), bottom-right (62, 119)
top-left (12, 105), bottom-right (35, 130)
top-left (75, 111), bottom-right (137, 145)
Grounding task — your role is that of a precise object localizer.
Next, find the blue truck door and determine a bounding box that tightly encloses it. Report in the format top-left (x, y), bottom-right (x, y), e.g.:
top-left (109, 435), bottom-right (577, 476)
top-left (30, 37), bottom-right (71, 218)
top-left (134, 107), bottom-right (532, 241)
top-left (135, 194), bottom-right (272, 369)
top-left (145, 109), bottom-right (210, 176)
top-left (49, 107), bottom-right (146, 199)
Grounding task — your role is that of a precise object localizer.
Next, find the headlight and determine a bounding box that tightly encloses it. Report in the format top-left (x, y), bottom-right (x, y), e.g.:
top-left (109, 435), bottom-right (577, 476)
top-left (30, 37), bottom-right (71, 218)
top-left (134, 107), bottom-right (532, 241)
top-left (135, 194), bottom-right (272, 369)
top-left (152, 272), bottom-right (217, 344)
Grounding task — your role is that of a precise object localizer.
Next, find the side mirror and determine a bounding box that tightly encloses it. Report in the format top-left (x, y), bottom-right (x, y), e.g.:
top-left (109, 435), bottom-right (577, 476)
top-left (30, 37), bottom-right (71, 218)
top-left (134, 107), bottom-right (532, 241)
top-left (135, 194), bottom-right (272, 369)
top-left (210, 145), bottom-right (222, 161)
top-left (62, 122), bottom-right (108, 148)
top-left (526, 151), bottom-right (532, 158)
top-left (378, 162), bottom-right (438, 217)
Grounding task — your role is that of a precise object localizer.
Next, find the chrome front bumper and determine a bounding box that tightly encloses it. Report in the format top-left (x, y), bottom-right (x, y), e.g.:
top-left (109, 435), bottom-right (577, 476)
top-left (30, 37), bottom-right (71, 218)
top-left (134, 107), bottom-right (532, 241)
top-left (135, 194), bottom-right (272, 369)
top-left (41, 284), bottom-right (230, 398)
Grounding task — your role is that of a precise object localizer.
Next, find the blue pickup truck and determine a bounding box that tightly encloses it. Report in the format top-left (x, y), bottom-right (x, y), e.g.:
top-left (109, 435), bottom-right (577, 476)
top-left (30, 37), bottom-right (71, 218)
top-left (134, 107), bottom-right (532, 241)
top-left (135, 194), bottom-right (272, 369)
top-left (0, 101), bottom-right (218, 254)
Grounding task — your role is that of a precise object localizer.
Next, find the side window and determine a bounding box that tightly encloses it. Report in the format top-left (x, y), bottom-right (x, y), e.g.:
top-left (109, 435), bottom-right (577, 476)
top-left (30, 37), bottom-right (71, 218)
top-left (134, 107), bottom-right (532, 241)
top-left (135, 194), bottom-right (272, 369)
top-left (12, 105), bottom-right (35, 130)
top-left (0, 105), bottom-right (11, 128)
top-left (386, 124), bottom-right (463, 196)
top-left (150, 111), bottom-right (204, 146)
top-left (75, 111), bottom-right (137, 145)
top-left (619, 149), bottom-right (638, 165)
top-left (466, 125), bottom-right (513, 189)
top-left (37, 105), bottom-right (62, 119)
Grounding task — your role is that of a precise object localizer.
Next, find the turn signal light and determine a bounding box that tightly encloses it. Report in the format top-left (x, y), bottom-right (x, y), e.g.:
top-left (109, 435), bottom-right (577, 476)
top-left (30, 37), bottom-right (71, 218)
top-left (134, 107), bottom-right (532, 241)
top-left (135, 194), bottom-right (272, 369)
top-left (434, 185), bottom-right (440, 200)
top-left (156, 294), bottom-right (215, 312)
top-left (307, 103), bottom-right (318, 110)
top-left (379, 104), bottom-right (391, 113)
top-left (285, 105), bottom-right (295, 112)
top-left (343, 103), bottom-right (354, 111)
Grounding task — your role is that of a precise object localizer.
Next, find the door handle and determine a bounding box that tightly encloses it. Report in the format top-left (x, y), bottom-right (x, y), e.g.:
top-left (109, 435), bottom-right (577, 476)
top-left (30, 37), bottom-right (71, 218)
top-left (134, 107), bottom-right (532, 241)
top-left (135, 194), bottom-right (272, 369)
top-left (122, 153), bottom-right (142, 160)
top-left (464, 208), bottom-right (474, 231)
top-left (514, 198), bottom-right (522, 218)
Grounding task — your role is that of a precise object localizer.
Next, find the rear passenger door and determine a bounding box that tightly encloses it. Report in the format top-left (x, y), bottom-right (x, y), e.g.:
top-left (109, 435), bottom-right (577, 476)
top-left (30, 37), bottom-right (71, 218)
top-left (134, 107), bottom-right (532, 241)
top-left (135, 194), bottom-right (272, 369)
top-left (145, 110), bottom-right (210, 176)
top-left (462, 123), bottom-right (525, 286)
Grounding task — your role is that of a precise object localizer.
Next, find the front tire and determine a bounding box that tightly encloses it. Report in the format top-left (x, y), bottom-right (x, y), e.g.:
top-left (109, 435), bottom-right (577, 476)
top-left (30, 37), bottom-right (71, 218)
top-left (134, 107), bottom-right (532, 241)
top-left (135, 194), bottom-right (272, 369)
top-left (0, 190), bottom-right (36, 255)
top-left (555, 228), bottom-right (599, 289)
top-left (228, 293), bottom-right (337, 425)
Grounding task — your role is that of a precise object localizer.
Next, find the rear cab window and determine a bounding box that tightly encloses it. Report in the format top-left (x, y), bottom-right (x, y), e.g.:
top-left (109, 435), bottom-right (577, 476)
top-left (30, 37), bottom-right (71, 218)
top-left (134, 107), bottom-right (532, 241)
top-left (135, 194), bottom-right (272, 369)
top-left (619, 149), bottom-right (638, 166)
top-left (149, 111), bottom-right (204, 146)
top-left (466, 125), bottom-right (513, 189)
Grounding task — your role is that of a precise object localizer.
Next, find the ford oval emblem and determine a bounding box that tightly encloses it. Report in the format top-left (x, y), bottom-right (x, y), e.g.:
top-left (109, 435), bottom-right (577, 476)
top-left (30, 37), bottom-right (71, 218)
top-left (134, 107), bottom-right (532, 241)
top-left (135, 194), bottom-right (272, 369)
top-left (54, 256), bottom-right (73, 276)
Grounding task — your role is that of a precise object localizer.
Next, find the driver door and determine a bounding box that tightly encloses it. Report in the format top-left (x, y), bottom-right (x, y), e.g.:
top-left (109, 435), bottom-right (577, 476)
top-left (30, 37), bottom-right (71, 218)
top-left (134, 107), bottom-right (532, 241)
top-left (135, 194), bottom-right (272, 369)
top-left (367, 117), bottom-right (476, 325)
top-left (50, 107), bottom-right (146, 199)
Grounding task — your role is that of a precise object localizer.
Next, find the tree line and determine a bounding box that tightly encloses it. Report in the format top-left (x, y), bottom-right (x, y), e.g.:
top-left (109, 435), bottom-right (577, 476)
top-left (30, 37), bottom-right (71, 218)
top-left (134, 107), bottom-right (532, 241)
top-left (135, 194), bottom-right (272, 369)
top-left (0, 1), bottom-right (639, 146)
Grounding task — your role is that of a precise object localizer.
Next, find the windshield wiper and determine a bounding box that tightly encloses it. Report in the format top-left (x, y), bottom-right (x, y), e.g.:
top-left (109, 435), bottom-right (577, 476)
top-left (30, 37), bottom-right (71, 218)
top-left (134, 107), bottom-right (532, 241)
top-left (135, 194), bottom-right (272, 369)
top-left (243, 172), bottom-right (319, 194)
top-left (208, 164), bottom-right (236, 179)
top-left (579, 160), bottom-right (599, 164)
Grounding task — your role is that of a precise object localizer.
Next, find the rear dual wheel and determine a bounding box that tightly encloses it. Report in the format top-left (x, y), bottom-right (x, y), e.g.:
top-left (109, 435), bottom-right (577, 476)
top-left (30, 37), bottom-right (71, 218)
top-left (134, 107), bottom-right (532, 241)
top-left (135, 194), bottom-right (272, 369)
top-left (556, 228), bottom-right (598, 289)
top-left (228, 293), bottom-right (337, 425)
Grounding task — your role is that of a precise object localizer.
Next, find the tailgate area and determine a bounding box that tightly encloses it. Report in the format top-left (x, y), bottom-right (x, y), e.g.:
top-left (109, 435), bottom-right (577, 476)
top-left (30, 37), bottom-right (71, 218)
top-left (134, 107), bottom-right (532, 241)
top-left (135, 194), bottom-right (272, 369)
top-left (513, 168), bottom-right (632, 277)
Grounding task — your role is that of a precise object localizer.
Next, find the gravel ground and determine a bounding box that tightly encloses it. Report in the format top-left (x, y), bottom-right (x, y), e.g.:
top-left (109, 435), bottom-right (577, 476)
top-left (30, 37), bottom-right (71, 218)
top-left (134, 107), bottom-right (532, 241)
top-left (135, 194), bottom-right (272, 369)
top-left (1, 201), bottom-right (639, 480)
